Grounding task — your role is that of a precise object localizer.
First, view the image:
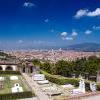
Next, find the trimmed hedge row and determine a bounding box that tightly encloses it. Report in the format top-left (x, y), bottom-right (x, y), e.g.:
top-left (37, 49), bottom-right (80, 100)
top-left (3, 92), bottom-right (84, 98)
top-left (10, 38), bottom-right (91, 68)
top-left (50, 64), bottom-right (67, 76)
top-left (0, 71), bottom-right (21, 75)
top-left (40, 70), bottom-right (100, 91)
top-left (0, 91), bottom-right (34, 100)
top-left (40, 70), bottom-right (79, 86)
top-left (41, 70), bottom-right (79, 86)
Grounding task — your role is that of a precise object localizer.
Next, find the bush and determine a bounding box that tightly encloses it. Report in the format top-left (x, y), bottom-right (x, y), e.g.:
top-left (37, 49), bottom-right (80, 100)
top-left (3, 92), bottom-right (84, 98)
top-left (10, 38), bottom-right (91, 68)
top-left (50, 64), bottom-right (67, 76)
top-left (41, 70), bottom-right (100, 91)
top-left (85, 81), bottom-right (90, 91)
top-left (96, 83), bottom-right (100, 91)
top-left (40, 70), bottom-right (79, 86)
top-left (0, 71), bottom-right (21, 75)
top-left (0, 91), bottom-right (34, 100)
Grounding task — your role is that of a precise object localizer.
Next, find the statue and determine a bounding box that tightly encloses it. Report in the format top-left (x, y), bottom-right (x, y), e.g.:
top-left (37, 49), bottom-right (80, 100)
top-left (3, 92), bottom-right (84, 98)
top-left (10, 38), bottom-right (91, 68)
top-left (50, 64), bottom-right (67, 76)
top-left (72, 78), bottom-right (85, 94)
top-left (90, 82), bottom-right (96, 92)
top-left (79, 78), bottom-right (85, 93)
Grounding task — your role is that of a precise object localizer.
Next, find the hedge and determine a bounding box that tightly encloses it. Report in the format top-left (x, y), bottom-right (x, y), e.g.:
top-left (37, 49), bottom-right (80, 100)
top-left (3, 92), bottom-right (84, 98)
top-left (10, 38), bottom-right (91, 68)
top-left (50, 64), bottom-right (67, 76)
top-left (40, 70), bottom-right (100, 91)
top-left (0, 71), bottom-right (21, 75)
top-left (0, 91), bottom-right (34, 100)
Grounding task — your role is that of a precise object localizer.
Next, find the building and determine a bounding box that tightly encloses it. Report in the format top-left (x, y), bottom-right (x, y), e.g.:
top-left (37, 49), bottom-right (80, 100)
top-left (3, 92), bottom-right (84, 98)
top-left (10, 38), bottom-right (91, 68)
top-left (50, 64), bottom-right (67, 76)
top-left (0, 62), bottom-right (18, 71)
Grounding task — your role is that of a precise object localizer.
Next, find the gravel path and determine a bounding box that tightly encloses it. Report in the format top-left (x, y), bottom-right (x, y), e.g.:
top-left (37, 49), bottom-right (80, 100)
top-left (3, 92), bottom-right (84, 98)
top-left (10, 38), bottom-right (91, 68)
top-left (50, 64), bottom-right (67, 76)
top-left (83, 94), bottom-right (100, 100)
top-left (22, 73), bottom-right (51, 100)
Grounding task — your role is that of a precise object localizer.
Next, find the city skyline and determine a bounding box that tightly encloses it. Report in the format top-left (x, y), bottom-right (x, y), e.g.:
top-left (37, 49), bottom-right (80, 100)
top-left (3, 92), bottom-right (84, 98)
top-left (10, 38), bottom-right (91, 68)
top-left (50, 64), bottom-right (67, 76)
top-left (0, 0), bottom-right (100, 49)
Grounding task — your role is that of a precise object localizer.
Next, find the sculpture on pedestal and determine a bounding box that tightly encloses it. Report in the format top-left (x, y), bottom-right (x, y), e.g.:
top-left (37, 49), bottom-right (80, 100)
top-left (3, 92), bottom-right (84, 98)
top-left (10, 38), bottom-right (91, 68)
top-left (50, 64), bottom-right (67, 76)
top-left (72, 77), bottom-right (85, 95)
top-left (90, 82), bottom-right (96, 92)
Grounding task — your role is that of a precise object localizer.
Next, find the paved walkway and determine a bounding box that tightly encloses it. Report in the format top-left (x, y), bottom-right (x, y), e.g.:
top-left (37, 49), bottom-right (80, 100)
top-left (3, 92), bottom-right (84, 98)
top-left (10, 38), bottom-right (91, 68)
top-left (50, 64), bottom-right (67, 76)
top-left (22, 73), bottom-right (51, 100)
top-left (83, 94), bottom-right (100, 100)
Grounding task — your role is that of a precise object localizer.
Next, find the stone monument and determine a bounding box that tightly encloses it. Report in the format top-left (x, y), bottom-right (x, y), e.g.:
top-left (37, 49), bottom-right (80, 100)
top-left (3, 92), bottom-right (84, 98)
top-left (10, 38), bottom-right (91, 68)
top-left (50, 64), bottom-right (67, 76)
top-left (12, 83), bottom-right (23, 93)
top-left (90, 82), bottom-right (96, 92)
top-left (10, 76), bottom-right (18, 80)
top-left (72, 78), bottom-right (85, 94)
top-left (0, 77), bottom-right (4, 90)
top-left (79, 78), bottom-right (85, 93)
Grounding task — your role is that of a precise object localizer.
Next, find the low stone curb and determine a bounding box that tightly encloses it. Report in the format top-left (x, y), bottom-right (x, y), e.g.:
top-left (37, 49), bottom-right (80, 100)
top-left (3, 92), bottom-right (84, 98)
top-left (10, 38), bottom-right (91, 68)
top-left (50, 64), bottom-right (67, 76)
top-left (65, 92), bottom-right (100, 100)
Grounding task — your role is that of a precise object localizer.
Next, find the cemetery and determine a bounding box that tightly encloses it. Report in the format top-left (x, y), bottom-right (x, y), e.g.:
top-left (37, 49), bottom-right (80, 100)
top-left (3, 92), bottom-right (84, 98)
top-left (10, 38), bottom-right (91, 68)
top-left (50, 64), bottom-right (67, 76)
top-left (0, 54), bottom-right (100, 99)
top-left (0, 74), bottom-right (33, 99)
top-left (20, 57), bottom-right (100, 99)
top-left (40, 70), bottom-right (100, 99)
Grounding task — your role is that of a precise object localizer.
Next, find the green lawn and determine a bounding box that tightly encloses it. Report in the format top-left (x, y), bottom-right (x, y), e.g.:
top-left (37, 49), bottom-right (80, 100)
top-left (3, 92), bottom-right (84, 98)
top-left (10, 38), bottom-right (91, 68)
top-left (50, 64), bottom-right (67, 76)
top-left (0, 75), bottom-right (31, 94)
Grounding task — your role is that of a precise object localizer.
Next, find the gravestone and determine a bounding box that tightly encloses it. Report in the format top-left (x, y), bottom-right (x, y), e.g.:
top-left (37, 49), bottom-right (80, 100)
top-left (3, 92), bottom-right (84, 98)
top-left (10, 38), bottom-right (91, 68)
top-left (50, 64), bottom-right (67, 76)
top-left (72, 78), bottom-right (85, 94)
top-left (12, 83), bottom-right (23, 93)
top-left (0, 81), bottom-right (4, 89)
top-left (90, 82), bottom-right (96, 92)
top-left (72, 74), bottom-right (75, 78)
top-left (79, 78), bottom-right (85, 93)
top-left (10, 76), bottom-right (18, 80)
top-left (0, 77), bottom-right (4, 90)
top-left (0, 77), bottom-right (4, 81)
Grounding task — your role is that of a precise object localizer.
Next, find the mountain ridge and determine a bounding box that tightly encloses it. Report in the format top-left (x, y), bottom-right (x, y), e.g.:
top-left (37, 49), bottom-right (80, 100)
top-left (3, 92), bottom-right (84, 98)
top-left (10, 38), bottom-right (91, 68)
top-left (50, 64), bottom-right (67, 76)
top-left (66, 43), bottom-right (100, 52)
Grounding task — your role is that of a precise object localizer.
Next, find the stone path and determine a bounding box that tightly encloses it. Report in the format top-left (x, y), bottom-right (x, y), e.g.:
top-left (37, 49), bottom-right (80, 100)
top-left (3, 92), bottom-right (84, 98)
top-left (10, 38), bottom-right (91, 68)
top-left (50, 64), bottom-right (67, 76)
top-left (22, 73), bottom-right (51, 100)
top-left (83, 94), bottom-right (100, 100)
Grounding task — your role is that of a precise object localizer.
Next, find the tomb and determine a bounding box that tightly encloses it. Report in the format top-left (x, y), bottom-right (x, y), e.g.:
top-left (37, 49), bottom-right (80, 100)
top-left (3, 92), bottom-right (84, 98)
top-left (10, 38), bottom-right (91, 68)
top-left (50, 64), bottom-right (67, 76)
top-left (0, 77), bottom-right (4, 90)
top-left (11, 83), bottom-right (23, 93)
top-left (72, 78), bottom-right (85, 95)
top-left (10, 76), bottom-right (18, 80)
top-left (90, 82), bottom-right (96, 92)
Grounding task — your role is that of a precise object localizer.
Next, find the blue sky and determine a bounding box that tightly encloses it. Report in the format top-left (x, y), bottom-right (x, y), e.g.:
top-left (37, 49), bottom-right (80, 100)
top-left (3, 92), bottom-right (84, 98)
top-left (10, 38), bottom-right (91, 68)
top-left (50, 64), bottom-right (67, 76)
top-left (0, 0), bottom-right (100, 49)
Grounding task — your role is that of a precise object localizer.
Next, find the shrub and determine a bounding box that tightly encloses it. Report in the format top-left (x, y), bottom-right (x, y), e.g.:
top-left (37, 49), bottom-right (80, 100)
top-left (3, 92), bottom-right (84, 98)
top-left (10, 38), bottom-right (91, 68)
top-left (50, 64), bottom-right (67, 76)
top-left (40, 70), bottom-right (79, 86)
top-left (0, 91), bottom-right (34, 100)
top-left (0, 71), bottom-right (21, 75)
top-left (41, 70), bottom-right (100, 91)
top-left (96, 83), bottom-right (100, 91)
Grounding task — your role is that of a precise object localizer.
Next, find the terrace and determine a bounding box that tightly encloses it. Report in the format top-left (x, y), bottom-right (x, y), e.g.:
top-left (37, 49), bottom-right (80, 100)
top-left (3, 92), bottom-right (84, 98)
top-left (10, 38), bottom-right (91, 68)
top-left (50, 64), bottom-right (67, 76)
top-left (0, 75), bottom-right (30, 94)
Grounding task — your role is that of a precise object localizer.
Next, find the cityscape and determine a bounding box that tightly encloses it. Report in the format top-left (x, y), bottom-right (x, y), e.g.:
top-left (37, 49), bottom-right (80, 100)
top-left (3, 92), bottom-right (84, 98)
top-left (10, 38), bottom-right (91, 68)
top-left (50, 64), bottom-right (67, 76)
top-left (0, 0), bottom-right (100, 100)
top-left (6, 50), bottom-right (100, 62)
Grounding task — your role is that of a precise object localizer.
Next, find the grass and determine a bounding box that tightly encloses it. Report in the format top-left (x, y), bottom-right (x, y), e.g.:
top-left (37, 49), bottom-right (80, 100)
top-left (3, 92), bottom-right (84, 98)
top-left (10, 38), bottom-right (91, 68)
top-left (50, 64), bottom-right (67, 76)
top-left (0, 75), bottom-right (31, 94)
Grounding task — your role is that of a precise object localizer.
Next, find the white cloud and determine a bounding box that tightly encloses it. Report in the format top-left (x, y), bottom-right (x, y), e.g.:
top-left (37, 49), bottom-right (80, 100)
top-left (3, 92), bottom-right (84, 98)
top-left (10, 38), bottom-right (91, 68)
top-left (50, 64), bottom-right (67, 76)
top-left (71, 31), bottom-right (78, 36)
top-left (62, 37), bottom-right (73, 41)
top-left (87, 8), bottom-right (100, 17)
top-left (85, 30), bottom-right (92, 35)
top-left (44, 19), bottom-right (49, 23)
top-left (23, 2), bottom-right (35, 8)
top-left (75, 8), bottom-right (100, 18)
top-left (61, 32), bottom-right (67, 37)
top-left (93, 26), bottom-right (100, 30)
top-left (65, 37), bottom-right (73, 40)
top-left (61, 31), bottom-right (77, 41)
top-left (74, 9), bottom-right (88, 18)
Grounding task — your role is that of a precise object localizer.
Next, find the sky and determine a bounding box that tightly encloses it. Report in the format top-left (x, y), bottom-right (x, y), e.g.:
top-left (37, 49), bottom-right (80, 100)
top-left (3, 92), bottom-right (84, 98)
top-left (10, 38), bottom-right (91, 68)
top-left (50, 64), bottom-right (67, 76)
top-left (0, 0), bottom-right (100, 49)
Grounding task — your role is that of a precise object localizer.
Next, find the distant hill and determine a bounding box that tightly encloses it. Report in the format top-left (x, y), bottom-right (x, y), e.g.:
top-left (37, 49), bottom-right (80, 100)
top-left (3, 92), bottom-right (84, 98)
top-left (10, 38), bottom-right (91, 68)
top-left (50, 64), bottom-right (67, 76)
top-left (1, 43), bottom-right (100, 52)
top-left (66, 43), bottom-right (100, 52)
